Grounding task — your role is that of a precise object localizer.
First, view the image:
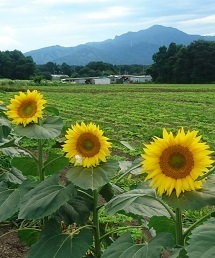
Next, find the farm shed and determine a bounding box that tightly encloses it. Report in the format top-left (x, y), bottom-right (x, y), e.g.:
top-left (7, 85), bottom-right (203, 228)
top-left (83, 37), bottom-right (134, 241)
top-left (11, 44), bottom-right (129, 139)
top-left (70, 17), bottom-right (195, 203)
top-left (93, 77), bottom-right (110, 84)
top-left (61, 77), bottom-right (110, 84)
top-left (129, 75), bottom-right (152, 83)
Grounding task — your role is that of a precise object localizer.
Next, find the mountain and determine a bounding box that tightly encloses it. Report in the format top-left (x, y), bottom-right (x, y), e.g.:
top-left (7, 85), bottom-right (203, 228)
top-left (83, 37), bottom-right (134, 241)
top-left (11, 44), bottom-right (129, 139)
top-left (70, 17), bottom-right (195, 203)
top-left (24, 25), bottom-right (215, 65)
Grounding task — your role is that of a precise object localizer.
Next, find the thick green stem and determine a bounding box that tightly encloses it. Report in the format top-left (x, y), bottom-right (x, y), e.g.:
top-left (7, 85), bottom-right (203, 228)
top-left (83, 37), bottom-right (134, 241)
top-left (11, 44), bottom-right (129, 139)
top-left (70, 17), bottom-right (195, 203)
top-left (93, 189), bottom-right (101, 258)
top-left (38, 139), bottom-right (44, 182)
top-left (175, 208), bottom-right (184, 246)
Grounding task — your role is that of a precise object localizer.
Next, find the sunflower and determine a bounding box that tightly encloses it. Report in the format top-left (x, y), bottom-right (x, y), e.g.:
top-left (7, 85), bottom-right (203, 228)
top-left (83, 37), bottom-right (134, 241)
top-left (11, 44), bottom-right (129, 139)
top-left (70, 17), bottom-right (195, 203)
top-left (6, 90), bottom-right (47, 127)
top-left (142, 128), bottom-right (213, 197)
top-left (63, 122), bottom-right (111, 168)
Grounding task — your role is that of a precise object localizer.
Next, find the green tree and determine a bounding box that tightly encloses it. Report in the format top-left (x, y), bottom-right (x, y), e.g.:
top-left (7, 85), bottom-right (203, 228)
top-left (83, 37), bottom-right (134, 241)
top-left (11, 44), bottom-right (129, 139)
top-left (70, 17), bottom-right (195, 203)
top-left (0, 50), bottom-right (36, 79)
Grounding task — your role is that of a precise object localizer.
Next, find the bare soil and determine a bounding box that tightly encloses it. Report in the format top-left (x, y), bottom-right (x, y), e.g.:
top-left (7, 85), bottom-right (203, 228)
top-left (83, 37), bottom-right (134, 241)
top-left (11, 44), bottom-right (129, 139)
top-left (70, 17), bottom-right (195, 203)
top-left (0, 224), bottom-right (29, 258)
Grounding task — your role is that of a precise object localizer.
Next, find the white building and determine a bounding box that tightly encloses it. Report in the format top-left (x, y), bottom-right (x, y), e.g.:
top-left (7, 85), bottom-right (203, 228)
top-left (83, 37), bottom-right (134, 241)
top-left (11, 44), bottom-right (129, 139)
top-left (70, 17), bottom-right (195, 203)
top-left (129, 75), bottom-right (152, 83)
top-left (61, 77), bottom-right (110, 85)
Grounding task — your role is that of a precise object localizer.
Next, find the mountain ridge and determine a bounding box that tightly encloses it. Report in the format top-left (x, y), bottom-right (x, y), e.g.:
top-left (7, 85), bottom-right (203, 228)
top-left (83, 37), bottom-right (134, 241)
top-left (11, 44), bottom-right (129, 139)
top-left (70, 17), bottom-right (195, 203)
top-left (24, 25), bottom-right (215, 65)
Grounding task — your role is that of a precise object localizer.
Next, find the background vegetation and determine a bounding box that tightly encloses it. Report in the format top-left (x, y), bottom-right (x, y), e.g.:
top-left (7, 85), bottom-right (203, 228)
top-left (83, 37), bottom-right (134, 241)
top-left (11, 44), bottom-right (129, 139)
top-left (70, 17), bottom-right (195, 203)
top-left (148, 40), bottom-right (215, 83)
top-left (1, 39), bottom-right (215, 84)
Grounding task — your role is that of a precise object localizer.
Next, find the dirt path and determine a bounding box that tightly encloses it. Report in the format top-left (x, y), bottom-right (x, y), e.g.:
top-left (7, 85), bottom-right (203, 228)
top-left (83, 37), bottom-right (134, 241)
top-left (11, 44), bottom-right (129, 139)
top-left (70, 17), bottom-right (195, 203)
top-left (0, 224), bottom-right (29, 258)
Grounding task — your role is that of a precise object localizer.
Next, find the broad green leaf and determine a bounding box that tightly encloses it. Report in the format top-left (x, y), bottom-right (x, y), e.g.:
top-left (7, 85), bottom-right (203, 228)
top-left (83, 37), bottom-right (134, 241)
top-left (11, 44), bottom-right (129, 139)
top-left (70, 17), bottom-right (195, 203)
top-left (100, 183), bottom-right (115, 202)
top-left (44, 105), bottom-right (59, 115)
top-left (105, 188), bottom-right (170, 218)
top-left (0, 146), bottom-right (29, 157)
top-left (67, 160), bottom-right (118, 190)
top-left (0, 139), bottom-right (16, 148)
top-left (14, 116), bottom-right (63, 139)
top-left (54, 189), bottom-right (93, 225)
top-left (0, 140), bottom-right (29, 156)
top-left (163, 174), bottom-right (215, 210)
top-left (119, 141), bottom-right (135, 151)
top-left (0, 167), bottom-right (26, 184)
top-left (18, 228), bottom-right (41, 247)
top-left (28, 219), bottom-right (93, 258)
top-left (44, 154), bottom-right (69, 175)
top-left (148, 216), bottom-right (176, 239)
top-left (102, 232), bottom-right (174, 258)
top-left (118, 157), bottom-right (142, 179)
top-left (185, 217), bottom-right (215, 258)
top-left (19, 174), bottom-right (77, 219)
top-left (0, 179), bottom-right (36, 222)
top-left (11, 156), bottom-right (38, 176)
top-left (0, 117), bottom-right (11, 139)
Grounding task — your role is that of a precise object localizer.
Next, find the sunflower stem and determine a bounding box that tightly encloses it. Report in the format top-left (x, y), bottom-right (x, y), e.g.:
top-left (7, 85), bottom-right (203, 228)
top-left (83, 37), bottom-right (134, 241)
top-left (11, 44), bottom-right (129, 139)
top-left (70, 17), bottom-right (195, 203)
top-left (93, 189), bottom-right (101, 258)
top-left (38, 139), bottom-right (45, 182)
top-left (175, 208), bottom-right (184, 247)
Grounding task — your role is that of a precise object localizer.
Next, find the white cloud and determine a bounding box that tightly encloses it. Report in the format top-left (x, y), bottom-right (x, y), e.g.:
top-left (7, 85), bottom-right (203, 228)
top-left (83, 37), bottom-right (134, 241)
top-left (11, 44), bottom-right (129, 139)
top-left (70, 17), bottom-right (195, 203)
top-left (85, 6), bottom-right (131, 20)
top-left (1, 0), bottom-right (215, 52)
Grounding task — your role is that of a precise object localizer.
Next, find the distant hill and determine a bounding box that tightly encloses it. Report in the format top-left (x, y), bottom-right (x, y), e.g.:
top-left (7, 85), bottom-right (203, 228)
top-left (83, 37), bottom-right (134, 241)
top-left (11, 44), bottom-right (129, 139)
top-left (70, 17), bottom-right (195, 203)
top-left (24, 25), bottom-right (215, 65)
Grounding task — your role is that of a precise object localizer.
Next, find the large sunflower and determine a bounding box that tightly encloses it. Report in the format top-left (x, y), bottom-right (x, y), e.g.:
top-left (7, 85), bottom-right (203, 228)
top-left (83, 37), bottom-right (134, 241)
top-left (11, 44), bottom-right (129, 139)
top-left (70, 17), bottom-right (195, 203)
top-left (63, 122), bottom-right (111, 168)
top-left (6, 90), bottom-right (46, 127)
top-left (142, 128), bottom-right (213, 197)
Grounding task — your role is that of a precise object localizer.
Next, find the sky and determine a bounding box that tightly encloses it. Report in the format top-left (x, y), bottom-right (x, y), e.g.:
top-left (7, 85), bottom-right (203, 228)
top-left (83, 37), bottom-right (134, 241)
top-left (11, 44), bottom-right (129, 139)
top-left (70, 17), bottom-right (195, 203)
top-left (0, 0), bottom-right (215, 53)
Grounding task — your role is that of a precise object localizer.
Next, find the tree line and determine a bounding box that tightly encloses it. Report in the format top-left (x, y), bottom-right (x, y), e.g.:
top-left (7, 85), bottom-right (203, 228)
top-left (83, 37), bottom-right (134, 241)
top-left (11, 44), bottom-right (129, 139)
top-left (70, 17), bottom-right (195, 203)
top-left (37, 61), bottom-right (148, 78)
top-left (1, 40), bottom-right (215, 83)
top-left (147, 40), bottom-right (215, 83)
top-left (0, 50), bottom-right (148, 81)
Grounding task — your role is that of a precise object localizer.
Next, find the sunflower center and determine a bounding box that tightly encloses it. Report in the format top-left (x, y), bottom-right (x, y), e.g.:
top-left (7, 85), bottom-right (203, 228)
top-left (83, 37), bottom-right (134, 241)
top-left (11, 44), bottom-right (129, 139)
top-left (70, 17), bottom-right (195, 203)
top-left (159, 145), bottom-right (194, 179)
top-left (76, 133), bottom-right (101, 157)
top-left (18, 101), bottom-right (37, 118)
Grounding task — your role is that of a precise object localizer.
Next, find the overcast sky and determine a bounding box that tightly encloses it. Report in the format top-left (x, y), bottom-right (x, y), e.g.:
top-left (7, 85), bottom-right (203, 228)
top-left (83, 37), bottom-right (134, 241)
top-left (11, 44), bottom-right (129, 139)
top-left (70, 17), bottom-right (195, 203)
top-left (1, 0), bottom-right (215, 53)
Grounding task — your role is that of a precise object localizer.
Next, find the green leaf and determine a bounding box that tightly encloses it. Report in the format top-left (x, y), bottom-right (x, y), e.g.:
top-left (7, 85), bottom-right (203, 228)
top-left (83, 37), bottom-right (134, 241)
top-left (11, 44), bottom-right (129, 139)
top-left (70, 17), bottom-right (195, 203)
top-left (148, 216), bottom-right (176, 239)
top-left (118, 157), bottom-right (142, 177)
top-left (0, 140), bottom-right (29, 156)
top-left (119, 141), bottom-right (135, 151)
top-left (18, 228), bottom-right (41, 247)
top-left (105, 187), bottom-right (170, 218)
top-left (100, 183), bottom-right (115, 202)
top-left (18, 174), bottom-right (77, 219)
top-left (14, 116), bottom-right (63, 139)
top-left (163, 174), bottom-right (215, 210)
top-left (11, 156), bottom-right (38, 176)
top-left (44, 154), bottom-right (69, 175)
top-left (54, 189), bottom-right (93, 225)
top-left (102, 232), bottom-right (174, 258)
top-left (67, 160), bottom-right (118, 190)
top-left (0, 179), bottom-right (36, 222)
top-left (0, 117), bottom-right (11, 139)
top-left (185, 217), bottom-right (215, 258)
top-left (0, 167), bottom-right (26, 184)
top-left (45, 106), bottom-right (59, 116)
top-left (28, 219), bottom-right (93, 258)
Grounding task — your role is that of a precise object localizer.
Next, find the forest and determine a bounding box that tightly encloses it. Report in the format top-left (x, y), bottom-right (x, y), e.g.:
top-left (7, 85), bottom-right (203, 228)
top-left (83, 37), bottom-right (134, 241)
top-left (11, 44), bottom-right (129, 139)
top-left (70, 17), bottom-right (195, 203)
top-left (148, 40), bottom-right (215, 83)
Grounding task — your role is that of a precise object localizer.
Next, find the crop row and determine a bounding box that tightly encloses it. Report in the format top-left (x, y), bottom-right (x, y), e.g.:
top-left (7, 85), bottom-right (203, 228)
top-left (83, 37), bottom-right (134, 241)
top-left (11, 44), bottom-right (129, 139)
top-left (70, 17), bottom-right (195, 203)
top-left (3, 83), bottom-right (215, 159)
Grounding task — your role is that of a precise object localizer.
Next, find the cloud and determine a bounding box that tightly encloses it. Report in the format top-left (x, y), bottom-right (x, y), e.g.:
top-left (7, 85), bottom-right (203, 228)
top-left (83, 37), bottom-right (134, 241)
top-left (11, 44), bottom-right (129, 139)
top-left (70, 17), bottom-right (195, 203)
top-left (1, 0), bottom-right (215, 52)
top-left (85, 6), bottom-right (131, 20)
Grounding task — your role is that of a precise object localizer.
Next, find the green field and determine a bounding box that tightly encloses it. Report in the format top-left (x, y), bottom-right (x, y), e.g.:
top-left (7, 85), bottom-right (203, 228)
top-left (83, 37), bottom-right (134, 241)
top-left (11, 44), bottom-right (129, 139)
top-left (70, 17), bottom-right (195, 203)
top-left (2, 83), bottom-right (215, 159)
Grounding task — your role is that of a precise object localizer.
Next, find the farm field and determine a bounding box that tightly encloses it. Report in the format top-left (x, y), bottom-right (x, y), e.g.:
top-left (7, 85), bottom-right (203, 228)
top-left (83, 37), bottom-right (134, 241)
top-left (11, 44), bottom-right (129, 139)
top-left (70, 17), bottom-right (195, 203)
top-left (1, 82), bottom-right (215, 258)
top-left (2, 83), bottom-right (215, 159)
